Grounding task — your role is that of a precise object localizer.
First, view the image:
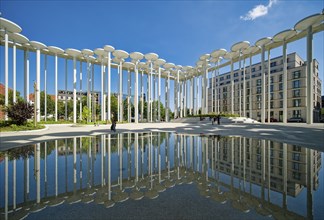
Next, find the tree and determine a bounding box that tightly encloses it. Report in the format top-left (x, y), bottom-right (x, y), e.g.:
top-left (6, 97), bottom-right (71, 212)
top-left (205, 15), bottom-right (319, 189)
top-left (0, 90), bottom-right (23, 106)
top-left (40, 91), bottom-right (55, 115)
top-left (110, 95), bottom-right (118, 120)
top-left (82, 106), bottom-right (91, 122)
top-left (6, 100), bottom-right (33, 125)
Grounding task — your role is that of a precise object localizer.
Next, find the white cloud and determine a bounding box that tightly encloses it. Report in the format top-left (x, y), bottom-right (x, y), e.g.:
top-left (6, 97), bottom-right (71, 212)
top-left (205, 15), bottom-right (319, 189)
top-left (240, 0), bottom-right (278, 21)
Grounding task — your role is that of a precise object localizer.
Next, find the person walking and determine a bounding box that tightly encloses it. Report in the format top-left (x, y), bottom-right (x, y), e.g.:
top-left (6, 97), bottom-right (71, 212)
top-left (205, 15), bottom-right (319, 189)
top-left (111, 119), bottom-right (116, 132)
top-left (217, 115), bottom-right (221, 125)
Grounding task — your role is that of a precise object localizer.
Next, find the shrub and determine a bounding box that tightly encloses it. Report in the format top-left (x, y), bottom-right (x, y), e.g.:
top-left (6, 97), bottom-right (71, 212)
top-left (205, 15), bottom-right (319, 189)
top-left (6, 100), bottom-right (34, 125)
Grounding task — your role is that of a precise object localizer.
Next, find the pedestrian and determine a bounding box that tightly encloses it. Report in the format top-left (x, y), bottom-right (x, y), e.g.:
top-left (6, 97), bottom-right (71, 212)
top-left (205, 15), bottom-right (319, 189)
top-left (111, 120), bottom-right (116, 132)
top-left (217, 115), bottom-right (221, 125)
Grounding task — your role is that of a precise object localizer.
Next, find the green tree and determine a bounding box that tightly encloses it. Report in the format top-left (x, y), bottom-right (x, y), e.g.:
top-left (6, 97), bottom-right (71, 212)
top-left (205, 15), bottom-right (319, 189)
top-left (40, 91), bottom-right (55, 115)
top-left (82, 106), bottom-right (91, 122)
top-left (0, 90), bottom-right (23, 105)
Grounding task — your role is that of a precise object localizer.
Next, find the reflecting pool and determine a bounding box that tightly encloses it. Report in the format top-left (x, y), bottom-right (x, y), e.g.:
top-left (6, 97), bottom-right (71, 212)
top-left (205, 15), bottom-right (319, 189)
top-left (0, 133), bottom-right (323, 219)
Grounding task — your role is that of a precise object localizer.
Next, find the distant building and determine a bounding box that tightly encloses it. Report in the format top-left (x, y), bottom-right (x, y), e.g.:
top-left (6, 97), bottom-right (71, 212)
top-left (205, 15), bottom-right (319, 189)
top-left (208, 52), bottom-right (322, 122)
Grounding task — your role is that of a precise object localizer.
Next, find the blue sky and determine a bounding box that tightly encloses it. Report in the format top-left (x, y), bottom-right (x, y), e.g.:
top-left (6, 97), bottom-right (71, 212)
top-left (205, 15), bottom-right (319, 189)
top-left (0, 0), bottom-right (323, 110)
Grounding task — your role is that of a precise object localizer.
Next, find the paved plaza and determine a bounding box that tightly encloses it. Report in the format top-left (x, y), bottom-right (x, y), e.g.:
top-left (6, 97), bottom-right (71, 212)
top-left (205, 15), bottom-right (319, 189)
top-left (1, 119), bottom-right (323, 151)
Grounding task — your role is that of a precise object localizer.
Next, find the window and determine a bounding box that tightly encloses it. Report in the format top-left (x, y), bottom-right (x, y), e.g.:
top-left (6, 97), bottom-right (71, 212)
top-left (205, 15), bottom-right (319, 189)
top-left (293, 172), bottom-right (301, 180)
top-left (279, 74), bottom-right (283, 82)
top-left (293, 162), bottom-right (300, 171)
top-left (234, 72), bottom-right (238, 77)
top-left (252, 67), bottom-right (255, 72)
top-left (293, 110), bottom-right (301, 117)
top-left (293, 80), bottom-right (300, 88)
top-left (293, 89), bottom-right (300, 97)
top-left (256, 79), bottom-right (261, 86)
top-left (226, 75), bottom-right (230, 79)
top-left (270, 101), bottom-right (274, 109)
top-left (293, 153), bottom-right (300, 161)
top-left (293, 70), bottom-right (301, 79)
top-left (270, 85), bottom-right (274, 92)
top-left (270, 93), bottom-right (274, 100)
top-left (279, 83), bottom-right (283, 91)
top-left (257, 95), bottom-right (261, 102)
top-left (279, 92), bottom-right (283, 99)
top-left (257, 87), bottom-right (261, 94)
top-left (270, 76), bottom-right (274, 83)
top-left (293, 99), bottom-right (301, 107)
top-left (270, 61), bottom-right (276, 67)
top-left (220, 77), bottom-right (224, 81)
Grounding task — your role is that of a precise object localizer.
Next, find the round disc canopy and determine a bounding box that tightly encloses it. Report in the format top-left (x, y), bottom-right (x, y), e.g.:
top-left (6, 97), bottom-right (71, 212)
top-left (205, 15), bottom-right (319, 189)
top-left (211, 49), bottom-right (227, 58)
top-left (104, 45), bottom-right (115, 52)
top-left (155, 58), bottom-right (166, 66)
top-left (113, 50), bottom-right (129, 59)
top-left (94, 48), bottom-right (106, 56)
top-left (242, 45), bottom-right (260, 55)
top-left (255, 37), bottom-right (272, 47)
top-left (210, 57), bottom-right (219, 63)
top-left (130, 52), bottom-right (144, 61)
top-left (273, 29), bottom-right (297, 42)
top-left (30, 41), bottom-right (47, 50)
top-left (231, 41), bottom-right (250, 52)
top-left (123, 62), bottom-right (135, 70)
top-left (138, 62), bottom-right (148, 70)
top-left (112, 57), bottom-right (122, 63)
top-left (175, 65), bottom-right (183, 70)
top-left (199, 54), bottom-right (210, 61)
top-left (223, 51), bottom-right (239, 60)
top-left (10, 33), bottom-right (29, 44)
top-left (294, 13), bottom-right (324, 31)
top-left (48, 46), bottom-right (64, 54)
top-left (82, 49), bottom-right (94, 56)
top-left (196, 60), bottom-right (204, 67)
top-left (65, 48), bottom-right (81, 57)
top-left (0, 18), bottom-right (22, 33)
top-left (164, 63), bottom-right (175, 69)
top-left (145, 53), bottom-right (158, 61)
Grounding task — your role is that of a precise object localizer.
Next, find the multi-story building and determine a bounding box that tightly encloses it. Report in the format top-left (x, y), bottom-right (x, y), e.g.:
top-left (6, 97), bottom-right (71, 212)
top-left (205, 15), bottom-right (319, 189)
top-left (57, 90), bottom-right (100, 104)
top-left (208, 53), bottom-right (322, 122)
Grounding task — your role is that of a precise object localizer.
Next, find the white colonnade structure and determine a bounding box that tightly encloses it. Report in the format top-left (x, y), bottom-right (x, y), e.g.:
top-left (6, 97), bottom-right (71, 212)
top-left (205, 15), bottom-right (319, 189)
top-left (0, 12), bottom-right (323, 124)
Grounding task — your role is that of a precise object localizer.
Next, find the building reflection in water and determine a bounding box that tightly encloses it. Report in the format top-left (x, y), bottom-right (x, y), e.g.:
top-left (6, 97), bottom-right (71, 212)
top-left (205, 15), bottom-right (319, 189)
top-left (0, 133), bottom-right (322, 220)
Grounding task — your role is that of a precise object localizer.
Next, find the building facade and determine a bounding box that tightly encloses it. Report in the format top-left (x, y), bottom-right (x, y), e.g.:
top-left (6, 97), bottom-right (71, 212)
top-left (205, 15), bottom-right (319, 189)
top-left (208, 53), bottom-right (322, 122)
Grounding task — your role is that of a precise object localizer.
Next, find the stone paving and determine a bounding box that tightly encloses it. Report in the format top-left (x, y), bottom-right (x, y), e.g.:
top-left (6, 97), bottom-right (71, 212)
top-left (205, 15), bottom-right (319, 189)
top-left (1, 119), bottom-right (323, 151)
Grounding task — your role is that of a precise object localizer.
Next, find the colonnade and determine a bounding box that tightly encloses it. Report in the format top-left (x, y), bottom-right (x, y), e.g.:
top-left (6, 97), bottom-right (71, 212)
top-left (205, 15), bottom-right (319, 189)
top-left (0, 12), bottom-right (323, 124)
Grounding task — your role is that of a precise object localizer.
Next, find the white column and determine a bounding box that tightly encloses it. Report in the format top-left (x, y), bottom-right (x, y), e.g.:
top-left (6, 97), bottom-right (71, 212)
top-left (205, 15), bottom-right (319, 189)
top-left (54, 54), bottom-right (58, 121)
top-left (127, 69), bottom-right (131, 123)
top-left (249, 54), bottom-right (253, 118)
top-left (158, 67), bottom-right (161, 121)
top-left (101, 61), bottom-right (104, 121)
top-left (36, 143), bottom-right (41, 203)
top-left (65, 58), bottom-right (68, 120)
top-left (177, 70), bottom-right (180, 117)
top-left (238, 54), bottom-right (242, 116)
top-left (107, 52), bottom-right (112, 121)
top-left (205, 68), bottom-right (209, 114)
top-left (211, 69), bottom-right (215, 112)
top-left (87, 59), bottom-right (91, 122)
top-left (44, 54), bottom-right (47, 121)
top-left (4, 30), bottom-right (8, 120)
top-left (24, 49), bottom-right (30, 103)
top-left (36, 49), bottom-right (41, 122)
top-left (267, 49), bottom-right (271, 123)
top-left (217, 60), bottom-right (220, 114)
top-left (141, 70), bottom-right (144, 122)
top-left (180, 81), bottom-right (183, 118)
top-left (306, 26), bottom-right (313, 124)
top-left (230, 59), bottom-right (234, 114)
top-left (243, 58), bottom-right (246, 117)
top-left (135, 63), bottom-right (139, 123)
top-left (165, 72), bottom-right (170, 122)
top-left (13, 42), bottom-right (17, 103)
top-left (184, 80), bottom-right (187, 117)
top-left (73, 57), bottom-right (77, 123)
top-left (103, 65), bottom-right (106, 121)
top-left (283, 42), bottom-right (288, 123)
top-left (119, 61), bottom-right (123, 122)
top-left (80, 61), bottom-right (83, 121)
top-left (261, 45), bottom-right (266, 123)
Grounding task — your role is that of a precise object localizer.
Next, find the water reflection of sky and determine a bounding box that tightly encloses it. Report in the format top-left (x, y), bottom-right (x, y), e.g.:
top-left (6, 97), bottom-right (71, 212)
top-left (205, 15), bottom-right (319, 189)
top-left (0, 133), bottom-right (323, 220)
